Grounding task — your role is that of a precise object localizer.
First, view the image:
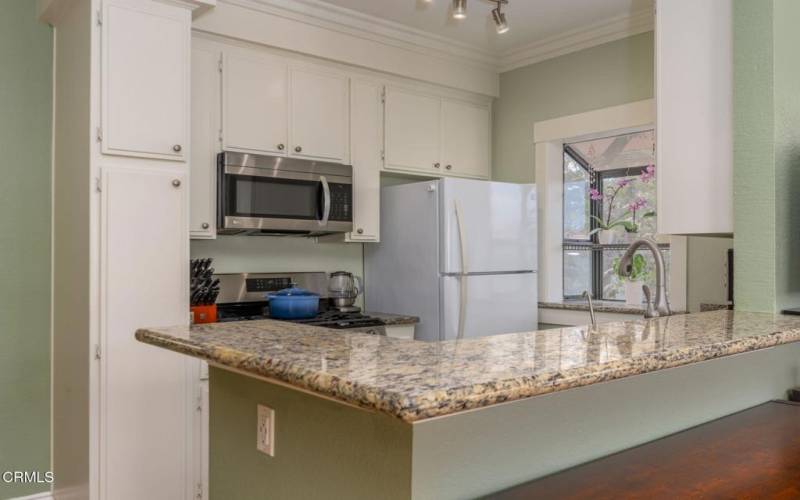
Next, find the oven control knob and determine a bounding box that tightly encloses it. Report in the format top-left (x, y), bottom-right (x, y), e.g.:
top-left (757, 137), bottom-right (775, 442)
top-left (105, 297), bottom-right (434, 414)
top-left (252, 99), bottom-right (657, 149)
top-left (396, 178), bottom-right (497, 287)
top-left (295, 146), bottom-right (303, 153)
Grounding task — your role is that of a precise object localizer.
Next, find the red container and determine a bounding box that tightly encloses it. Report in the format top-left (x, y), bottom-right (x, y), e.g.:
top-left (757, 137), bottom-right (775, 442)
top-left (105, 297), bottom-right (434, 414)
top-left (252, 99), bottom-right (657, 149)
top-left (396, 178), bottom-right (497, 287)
top-left (191, 304), bottom-right (217, 324)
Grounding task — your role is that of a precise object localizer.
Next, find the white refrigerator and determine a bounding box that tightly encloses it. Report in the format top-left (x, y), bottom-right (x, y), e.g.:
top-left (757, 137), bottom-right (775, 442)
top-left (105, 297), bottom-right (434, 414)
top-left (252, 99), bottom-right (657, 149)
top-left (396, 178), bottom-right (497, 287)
top-left (365, 178), bottom-right (537, 341)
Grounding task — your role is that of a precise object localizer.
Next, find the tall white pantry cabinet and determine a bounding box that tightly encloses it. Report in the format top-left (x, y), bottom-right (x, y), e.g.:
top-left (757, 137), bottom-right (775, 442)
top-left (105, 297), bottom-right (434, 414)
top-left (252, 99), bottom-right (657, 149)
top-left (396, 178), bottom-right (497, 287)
top-left (46, 0), bottom-right (211, 499)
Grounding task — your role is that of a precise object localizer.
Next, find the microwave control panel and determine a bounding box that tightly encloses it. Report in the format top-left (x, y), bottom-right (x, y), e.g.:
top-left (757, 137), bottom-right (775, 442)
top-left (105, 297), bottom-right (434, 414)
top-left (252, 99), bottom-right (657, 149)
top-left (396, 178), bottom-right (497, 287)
top-left (328, 183), bottom-right (352, 222)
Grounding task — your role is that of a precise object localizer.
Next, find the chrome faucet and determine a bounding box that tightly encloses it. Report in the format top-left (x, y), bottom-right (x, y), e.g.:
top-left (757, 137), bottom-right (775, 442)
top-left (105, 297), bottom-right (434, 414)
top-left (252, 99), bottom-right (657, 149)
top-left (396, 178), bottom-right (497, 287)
top-left (582, 290), bottom-right (597, 328)
top-left (618, 238), bottom-right (671, 318)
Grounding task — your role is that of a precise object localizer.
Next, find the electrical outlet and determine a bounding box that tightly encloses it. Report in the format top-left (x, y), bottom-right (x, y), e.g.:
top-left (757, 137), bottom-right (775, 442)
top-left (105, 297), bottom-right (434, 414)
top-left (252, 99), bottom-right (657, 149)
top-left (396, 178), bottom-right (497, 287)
top-left (257, 404), bottom-right (275, 456)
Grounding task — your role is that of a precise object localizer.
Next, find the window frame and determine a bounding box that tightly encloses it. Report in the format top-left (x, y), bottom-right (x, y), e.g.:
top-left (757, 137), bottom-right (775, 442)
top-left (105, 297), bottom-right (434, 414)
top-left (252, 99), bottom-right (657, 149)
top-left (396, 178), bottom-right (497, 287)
top-left (562, 146), bottom-right (666, 301)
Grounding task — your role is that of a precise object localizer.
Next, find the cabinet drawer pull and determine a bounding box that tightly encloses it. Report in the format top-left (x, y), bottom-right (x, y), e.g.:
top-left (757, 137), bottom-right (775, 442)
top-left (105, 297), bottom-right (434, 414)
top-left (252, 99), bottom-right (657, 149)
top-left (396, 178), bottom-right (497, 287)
top-left (172, 144), bottom-right (182, 153)
top-left (295, 146), bottom-right (302, 153)
top-left (445, 164), bottom-right (452, 170)
top-left (277, 144), bottom-right (285, 151)
top-left (201, 222), bottom-right (210, 229)
top-left (172, 179), bottom-right (181, 188)
top-left (434, 162), bottom-right (441, 168)
top-left (356, 228), bottom-right (364, 234)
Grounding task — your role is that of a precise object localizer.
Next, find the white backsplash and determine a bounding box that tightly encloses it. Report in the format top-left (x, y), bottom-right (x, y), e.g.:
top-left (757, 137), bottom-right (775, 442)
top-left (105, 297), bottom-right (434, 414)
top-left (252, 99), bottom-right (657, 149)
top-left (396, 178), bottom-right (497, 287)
top-left (191, 236), bottom-right (364, 304)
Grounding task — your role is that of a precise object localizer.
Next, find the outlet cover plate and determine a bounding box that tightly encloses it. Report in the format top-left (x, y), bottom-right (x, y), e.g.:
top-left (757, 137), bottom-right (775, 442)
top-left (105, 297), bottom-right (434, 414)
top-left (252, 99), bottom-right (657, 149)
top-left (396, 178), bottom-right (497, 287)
top-left (257, 404), bottom-right (275, 456)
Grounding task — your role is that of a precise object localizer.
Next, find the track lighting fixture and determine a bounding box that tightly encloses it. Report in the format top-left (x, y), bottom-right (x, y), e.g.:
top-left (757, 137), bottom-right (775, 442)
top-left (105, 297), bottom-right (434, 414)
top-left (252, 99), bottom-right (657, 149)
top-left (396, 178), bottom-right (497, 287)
top-left (447, 0), bottom-right (510, 34)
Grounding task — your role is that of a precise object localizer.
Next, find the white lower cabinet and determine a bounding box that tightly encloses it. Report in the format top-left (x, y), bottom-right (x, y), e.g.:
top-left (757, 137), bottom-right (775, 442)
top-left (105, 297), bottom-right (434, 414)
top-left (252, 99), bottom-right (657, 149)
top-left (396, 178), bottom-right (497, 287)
top-left (101, 167), bottom-right (195, 500)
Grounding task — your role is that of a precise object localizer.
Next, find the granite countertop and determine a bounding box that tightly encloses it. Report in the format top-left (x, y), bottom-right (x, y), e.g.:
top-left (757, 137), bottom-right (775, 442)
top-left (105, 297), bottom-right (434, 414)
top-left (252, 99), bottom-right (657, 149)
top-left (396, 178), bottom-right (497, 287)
top-left (136, 310), bottom-right (800, 423)
top-left (539, 300), bottom-right (689, 315)
top-left (539, 300), bottom-right (647, 315)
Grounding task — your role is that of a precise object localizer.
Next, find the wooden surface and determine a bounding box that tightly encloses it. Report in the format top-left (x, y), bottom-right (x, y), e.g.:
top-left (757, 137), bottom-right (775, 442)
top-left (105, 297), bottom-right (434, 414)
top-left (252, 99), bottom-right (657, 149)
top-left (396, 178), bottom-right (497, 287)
top-left (491, 401), bottom-right (800, 499)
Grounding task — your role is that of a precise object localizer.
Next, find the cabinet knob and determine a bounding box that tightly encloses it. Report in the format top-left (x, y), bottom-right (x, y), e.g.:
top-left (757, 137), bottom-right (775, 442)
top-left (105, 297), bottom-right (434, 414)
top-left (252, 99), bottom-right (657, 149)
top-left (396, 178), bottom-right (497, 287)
top-left (277, 144), bottom-right (285, 151)
top-left (172, 179), bottom-right (181, 188)
top-left (172, 144), bottom-right (182, 153)
top-left (201, 222), bottom-right (210, 229)
top-left (434, 162), bottom-right (441, 168)
top-left (356, 228), bottom-right (364, 234)
top-left (445, 164), bottom-right (452, 170)
top-left (295, 146), bottom-right (302, 153)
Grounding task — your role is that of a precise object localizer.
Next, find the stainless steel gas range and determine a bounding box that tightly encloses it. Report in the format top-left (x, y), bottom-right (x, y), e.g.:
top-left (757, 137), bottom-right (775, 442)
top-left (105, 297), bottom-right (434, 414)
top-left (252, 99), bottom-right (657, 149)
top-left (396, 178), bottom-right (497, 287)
top-left (213, 272), bottom-right (388, 335)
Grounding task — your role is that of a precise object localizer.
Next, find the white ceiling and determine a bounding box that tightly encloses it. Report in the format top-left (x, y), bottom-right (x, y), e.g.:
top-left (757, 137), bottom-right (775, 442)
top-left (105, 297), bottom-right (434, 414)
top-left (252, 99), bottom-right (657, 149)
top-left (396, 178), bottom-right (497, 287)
top-left (313, 0), bottom-right (653, 54)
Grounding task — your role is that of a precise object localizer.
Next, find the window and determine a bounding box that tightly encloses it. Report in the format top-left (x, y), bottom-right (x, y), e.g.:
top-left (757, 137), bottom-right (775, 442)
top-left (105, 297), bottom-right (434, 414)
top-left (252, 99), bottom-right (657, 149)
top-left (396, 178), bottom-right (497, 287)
top-left (562, 130), bottom-right (669, 302)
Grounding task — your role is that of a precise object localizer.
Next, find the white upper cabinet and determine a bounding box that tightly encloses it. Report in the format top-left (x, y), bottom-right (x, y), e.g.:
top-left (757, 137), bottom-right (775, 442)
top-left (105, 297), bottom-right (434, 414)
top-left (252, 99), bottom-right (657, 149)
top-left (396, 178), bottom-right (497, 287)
top-left (346, 80), bottom-right (383, 242)
top-left (384, 87), bottom-right (441, 174)
top-left (384, 86), bottom-right (490, 179)
top-left (101, 0), bottom-right (189, 160)
top-left (441, 99), bottom-right (491, 179)
top-left (290, 67), bottom-right (349, 162)
top-left (190, 44), bottom-right (221, 239)
top-left (222, 51), bottom-right (288, 155)
top-left (655, 0), bottom-right (733, 234)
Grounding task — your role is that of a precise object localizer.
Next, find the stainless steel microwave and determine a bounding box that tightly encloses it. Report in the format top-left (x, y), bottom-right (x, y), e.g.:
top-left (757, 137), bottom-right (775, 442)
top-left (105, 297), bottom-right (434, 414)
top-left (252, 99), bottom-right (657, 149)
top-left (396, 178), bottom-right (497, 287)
top-left (217, 152), bottom-right (353, 236)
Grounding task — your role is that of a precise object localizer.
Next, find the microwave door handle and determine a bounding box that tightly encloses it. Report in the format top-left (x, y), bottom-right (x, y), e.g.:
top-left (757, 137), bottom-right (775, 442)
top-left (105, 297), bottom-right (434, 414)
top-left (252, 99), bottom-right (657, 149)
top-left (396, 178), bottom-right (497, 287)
top-left (319, 175), bottom-right (331, 226)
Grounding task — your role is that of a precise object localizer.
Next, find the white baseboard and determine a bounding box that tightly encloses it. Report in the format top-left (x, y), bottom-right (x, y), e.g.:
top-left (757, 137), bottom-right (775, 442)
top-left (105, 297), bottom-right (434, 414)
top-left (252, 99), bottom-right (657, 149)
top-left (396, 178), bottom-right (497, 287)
top-left (9, 491), bottom-right (53, 500)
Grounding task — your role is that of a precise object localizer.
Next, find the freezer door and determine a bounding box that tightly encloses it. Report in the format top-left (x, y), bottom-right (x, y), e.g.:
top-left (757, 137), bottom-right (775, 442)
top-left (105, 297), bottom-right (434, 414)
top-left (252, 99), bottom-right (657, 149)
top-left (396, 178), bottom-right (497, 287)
top-left (440, 273), bottom-right (538, 340)
top-left (440, 178), bottom-right (537, 274)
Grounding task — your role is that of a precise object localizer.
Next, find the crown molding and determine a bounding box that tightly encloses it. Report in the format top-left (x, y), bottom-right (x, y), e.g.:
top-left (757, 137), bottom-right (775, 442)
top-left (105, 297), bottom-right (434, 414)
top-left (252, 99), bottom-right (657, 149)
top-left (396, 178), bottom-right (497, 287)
top-left (220, 0), bottom-right (499, 70)
top-left (499, 8), bottom-right (654, 73)
top-left (214, 0), bottom-right (654, 77)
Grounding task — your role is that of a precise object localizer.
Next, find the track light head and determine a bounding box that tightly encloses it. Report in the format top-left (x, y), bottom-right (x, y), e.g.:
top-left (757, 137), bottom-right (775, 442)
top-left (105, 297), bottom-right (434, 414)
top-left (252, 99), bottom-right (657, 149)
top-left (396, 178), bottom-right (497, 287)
top-left (492, 5), bottom-right (509, 34)
top-left (452, 0), bottom-right (467, 19)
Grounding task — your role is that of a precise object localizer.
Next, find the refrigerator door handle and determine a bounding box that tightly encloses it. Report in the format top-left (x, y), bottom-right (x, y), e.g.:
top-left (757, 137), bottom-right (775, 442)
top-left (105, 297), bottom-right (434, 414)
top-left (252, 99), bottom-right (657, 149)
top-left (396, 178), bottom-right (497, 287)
top-left (454, 200), bottom-right (468, 340)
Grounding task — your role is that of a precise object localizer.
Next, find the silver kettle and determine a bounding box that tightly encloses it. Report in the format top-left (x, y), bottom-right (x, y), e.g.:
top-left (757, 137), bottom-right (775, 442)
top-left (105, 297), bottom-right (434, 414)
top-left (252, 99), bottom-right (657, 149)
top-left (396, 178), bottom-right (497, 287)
top-left (328, 271), bottom-right (363, 312)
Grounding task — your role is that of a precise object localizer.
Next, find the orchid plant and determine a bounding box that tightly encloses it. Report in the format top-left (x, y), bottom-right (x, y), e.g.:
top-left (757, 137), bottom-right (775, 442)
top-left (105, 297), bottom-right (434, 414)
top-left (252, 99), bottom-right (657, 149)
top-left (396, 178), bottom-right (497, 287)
top-left (588, 165), bottom-right (656, 236)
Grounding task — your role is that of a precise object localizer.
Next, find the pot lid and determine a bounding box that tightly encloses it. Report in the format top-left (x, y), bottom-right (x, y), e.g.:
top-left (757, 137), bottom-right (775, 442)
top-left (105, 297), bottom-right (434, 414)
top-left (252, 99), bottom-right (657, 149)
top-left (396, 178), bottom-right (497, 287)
top-left (269, 286), bottom-right (319, 297)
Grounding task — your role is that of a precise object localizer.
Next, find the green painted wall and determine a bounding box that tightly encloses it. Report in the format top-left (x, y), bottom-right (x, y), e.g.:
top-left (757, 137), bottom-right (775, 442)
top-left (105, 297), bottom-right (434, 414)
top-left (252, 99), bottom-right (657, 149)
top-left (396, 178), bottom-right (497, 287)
top-left (492, 32), bottom-right (655, 183)
top-left (0, 1), bottom-right (53, 498)
top-left (210, 368), bottom-right (412, 500)
top-left (733, 0), bottom-right (800, 312)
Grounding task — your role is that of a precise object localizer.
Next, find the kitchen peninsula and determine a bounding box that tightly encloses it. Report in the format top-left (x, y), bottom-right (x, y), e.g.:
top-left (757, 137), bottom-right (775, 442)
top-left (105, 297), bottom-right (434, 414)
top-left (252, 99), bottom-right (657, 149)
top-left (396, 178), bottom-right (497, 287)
top-left (137, 311), bottom-right (800, 499)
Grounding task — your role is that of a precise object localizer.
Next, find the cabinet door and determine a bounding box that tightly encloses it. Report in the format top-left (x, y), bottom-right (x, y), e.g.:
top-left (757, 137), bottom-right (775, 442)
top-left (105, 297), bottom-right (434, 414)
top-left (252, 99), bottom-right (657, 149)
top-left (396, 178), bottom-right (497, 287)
top-left (384, 87), bottom-right (441, 173)
top-left (101, 167), bottom-right (191, 500)
top-left (347, 80), bottom-right (382, 242)
top-left (223, 51), bottom-right (288, 155)
top-left (441, 99), bottom-right (491, 179)
top-left (290, 67), bottom-right (349, 162)
top-left (190, 45), bottom-right (221, 239)
top-left (656, 0), bottom-right (733, 234)
top-left (102, 0), bottom-right (189, 160)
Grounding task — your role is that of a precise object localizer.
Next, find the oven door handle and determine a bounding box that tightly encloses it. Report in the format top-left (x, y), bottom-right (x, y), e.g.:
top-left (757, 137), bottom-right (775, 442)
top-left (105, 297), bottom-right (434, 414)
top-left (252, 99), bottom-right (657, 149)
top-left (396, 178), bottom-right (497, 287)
top-left (319, 175), bottom-right (331, 226)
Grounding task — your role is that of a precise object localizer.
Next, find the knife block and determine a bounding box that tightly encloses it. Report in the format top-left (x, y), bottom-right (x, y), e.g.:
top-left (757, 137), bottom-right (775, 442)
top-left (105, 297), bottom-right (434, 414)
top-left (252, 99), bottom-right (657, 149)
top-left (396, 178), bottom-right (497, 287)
top-left (191, 304), bottom-right (217, 324)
